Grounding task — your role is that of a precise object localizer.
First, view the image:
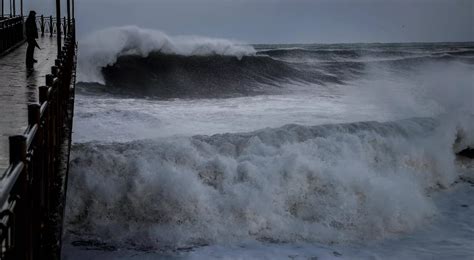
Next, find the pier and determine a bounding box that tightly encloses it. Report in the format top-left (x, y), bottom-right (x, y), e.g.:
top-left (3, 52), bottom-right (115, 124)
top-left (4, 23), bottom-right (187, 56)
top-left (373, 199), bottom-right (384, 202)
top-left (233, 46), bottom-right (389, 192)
top-left (0, 0), bottom-right (77, 259)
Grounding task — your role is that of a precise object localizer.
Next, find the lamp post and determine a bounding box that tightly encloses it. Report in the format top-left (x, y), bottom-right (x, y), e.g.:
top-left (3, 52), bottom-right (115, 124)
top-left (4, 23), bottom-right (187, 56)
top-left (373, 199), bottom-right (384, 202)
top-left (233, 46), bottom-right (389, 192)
top-left (67, 0), bottom-right (70, 30)
top-left (56, 0), bottom-right (61, 55)
top-left (65, 0), bottom-right (71, 33)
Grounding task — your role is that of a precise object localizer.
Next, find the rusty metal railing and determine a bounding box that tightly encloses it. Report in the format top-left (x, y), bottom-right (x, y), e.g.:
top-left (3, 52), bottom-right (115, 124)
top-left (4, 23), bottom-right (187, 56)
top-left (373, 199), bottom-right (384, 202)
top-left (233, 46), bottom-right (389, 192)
top-left (0, 20), bottom-right (76, 260)
top-left (0, 16), bottom-right (23, 54)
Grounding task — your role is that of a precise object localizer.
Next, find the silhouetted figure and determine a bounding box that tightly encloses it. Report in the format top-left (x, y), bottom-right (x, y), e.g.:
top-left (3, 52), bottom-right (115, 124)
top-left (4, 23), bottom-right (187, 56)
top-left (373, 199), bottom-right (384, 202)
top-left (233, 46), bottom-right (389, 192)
top-left (25, 11), bottom-right (39, 69)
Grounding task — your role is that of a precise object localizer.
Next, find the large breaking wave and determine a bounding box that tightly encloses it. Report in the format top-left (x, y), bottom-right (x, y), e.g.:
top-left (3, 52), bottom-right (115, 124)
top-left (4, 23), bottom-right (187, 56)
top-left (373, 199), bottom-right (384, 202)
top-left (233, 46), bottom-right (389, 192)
top-left (78, 26), bottom-right (256, 84)
top-left (77, 27), bottom-right (474, 98)
top-left (64, 117), bottom-right (474, 249)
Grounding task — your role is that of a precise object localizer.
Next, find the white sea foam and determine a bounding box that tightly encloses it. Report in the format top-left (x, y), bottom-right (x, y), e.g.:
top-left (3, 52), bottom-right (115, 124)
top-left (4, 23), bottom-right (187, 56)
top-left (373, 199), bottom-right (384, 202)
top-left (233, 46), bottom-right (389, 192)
top-left (64, 117), bottom-right (473, 249)
top-left (77, 26), bottom-right (256, 83)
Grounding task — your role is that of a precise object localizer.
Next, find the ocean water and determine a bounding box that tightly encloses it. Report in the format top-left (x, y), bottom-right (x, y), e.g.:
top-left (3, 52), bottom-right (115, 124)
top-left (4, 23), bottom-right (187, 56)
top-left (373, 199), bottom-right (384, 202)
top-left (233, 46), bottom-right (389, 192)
top-left (62, 26), bottom-right (474, 259)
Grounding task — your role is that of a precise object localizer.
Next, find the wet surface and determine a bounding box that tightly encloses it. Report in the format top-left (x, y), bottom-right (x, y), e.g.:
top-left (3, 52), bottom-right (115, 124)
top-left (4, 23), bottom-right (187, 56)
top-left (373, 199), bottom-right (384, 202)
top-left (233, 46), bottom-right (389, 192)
top-left (0, 37), bottom-right (57, 174)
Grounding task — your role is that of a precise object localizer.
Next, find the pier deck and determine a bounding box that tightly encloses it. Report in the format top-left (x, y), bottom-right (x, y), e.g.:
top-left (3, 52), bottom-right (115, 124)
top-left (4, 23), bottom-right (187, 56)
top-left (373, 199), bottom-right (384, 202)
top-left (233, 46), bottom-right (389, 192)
top-left (0, 37), bottom-right (57, 174)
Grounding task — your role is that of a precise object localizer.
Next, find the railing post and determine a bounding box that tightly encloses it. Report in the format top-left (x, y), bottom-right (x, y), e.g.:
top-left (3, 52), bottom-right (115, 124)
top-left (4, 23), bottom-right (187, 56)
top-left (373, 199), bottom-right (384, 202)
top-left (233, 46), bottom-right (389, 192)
top-left (9, 135), bottom-right (26, 166)
top-left (39, 86), bottom-right (48, 104)
top-left (27, 104), bottom-right (41, 258)
top-left (51, 66), bottom-right (58, 77)
top-left (40, 15), bottom-right (44, 36)
top-left (46, 74), bottom-right (54, 87)
top-left (49, 15), bottom-right (53, 37)
top-left (8, 135), bottom-right (28, 259)
top-left (63, 16), bottom-right (66, 35)
top-left (28, 104), bottom-right (41, 127)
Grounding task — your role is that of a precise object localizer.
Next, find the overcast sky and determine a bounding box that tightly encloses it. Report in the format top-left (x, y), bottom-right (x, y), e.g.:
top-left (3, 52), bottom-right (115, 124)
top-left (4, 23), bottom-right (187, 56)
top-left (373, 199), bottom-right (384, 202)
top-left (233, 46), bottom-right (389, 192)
top-left (21, 0), bottom-right (474, 43)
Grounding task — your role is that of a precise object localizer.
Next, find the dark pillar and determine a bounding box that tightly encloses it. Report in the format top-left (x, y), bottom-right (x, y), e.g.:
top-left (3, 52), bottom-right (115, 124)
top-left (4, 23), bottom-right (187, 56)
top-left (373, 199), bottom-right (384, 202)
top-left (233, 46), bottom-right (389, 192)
top-left (67, 0), bottom-right (70, 30)
top-left (8, 134), bottom-right (28, 260)
top-left (28, 104), bottom-right (41, 127)
top-left (50, 15), bottom-right (53, 37)
top-left (1, 0), bottom-right (3, 18)
top-left (72, 0), bottom-right (74, 19)
top-left (20, 0), bottom-right (22, 18)
top-left (39, 86), bottom-right (49, 104)
top-left (9, 135), bottom-right (26, 166)
top-left (12, 0), bottom-right (14, 16)
top-left (56, 0), bottom-right (61, 56)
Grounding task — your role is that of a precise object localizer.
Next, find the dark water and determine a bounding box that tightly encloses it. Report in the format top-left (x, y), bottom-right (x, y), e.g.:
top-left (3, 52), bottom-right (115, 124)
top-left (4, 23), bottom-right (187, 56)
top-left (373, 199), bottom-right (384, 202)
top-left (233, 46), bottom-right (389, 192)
top-left (78, 42), bottom-right (474, 99)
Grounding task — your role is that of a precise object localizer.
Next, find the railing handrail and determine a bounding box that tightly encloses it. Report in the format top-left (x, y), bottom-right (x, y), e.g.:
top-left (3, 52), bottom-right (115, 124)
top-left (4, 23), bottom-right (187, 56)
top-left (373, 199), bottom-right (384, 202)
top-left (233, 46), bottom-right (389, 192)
top-left (0, 15), bottom-right (22, 20)
top-left (0, 16), bottom-right (22, 27)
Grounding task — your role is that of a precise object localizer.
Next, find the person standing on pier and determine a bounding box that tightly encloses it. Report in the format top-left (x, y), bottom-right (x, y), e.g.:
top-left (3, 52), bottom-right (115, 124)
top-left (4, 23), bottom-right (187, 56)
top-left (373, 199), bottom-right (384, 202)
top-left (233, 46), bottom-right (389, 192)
top-left (25, 11), bottom-right (39, 69)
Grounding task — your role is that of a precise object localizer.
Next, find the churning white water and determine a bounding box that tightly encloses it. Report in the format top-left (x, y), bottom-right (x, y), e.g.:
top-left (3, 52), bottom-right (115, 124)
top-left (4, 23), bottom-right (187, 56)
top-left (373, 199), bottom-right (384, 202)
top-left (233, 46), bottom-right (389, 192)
top-left (62, 27), bottom-right (474, 259)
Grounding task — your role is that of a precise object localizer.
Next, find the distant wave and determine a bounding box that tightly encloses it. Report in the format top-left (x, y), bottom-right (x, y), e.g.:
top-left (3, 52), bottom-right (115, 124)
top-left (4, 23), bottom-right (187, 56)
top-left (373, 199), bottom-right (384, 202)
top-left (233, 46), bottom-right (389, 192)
top-left (77, 27), bottom-right (474, 98)
top-left (77, 26), bottom-right (256, 83)
top-left (65, 117), bottom-right (474, 249)
top-left (84, 50), bottom-right (473, 99)
top-left (96, 52), bottom-right (342, 98)
top-left (256, 48), bottom-right (415, 60)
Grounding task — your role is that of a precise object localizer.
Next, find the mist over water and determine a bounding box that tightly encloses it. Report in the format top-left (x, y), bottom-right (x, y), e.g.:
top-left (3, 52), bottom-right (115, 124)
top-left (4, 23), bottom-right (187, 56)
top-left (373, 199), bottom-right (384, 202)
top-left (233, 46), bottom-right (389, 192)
top-left (64, 27), bottom-right (474, 259)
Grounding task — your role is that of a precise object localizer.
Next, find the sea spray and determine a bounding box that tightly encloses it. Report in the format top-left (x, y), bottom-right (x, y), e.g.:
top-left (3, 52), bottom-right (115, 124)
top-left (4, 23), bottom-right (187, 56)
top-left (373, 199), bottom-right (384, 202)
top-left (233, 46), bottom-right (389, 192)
top-left (64, 117), bottom-right (470, 249)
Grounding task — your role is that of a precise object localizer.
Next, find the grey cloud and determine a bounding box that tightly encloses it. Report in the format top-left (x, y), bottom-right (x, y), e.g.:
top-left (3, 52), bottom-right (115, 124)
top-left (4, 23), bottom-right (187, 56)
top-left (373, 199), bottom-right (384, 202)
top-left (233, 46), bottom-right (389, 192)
top-left (19, 0), bottom-right (474, 43)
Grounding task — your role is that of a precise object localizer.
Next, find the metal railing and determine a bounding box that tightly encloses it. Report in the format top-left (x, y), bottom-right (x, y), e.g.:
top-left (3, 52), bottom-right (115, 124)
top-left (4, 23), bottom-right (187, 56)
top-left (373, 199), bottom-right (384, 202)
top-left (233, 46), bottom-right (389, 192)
top-left (0, 16), bottom-right (23, 54)
top-left (35, 15), bottom-right (69, 37)
top-left (0, 21), bottom-right (76, 260)
top-left (0, 14), bottom-right (71, 55)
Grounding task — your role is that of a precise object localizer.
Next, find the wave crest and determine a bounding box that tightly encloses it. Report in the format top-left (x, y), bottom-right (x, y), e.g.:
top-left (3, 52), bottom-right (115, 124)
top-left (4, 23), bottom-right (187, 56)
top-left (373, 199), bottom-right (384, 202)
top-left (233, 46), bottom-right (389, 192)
top-left (78, 26), bottom-right (256, 83)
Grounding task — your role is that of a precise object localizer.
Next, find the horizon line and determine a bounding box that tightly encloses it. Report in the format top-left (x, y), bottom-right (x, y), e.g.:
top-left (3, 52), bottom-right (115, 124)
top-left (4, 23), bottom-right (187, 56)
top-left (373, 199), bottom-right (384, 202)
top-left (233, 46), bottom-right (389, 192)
top-left (250, 40), bottom-right (474, 45)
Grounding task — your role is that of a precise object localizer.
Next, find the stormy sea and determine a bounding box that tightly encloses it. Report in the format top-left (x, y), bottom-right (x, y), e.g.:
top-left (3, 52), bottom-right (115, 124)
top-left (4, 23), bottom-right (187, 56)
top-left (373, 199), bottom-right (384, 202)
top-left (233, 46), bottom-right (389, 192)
top-left (62, 26), bottom-right (474, 259)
